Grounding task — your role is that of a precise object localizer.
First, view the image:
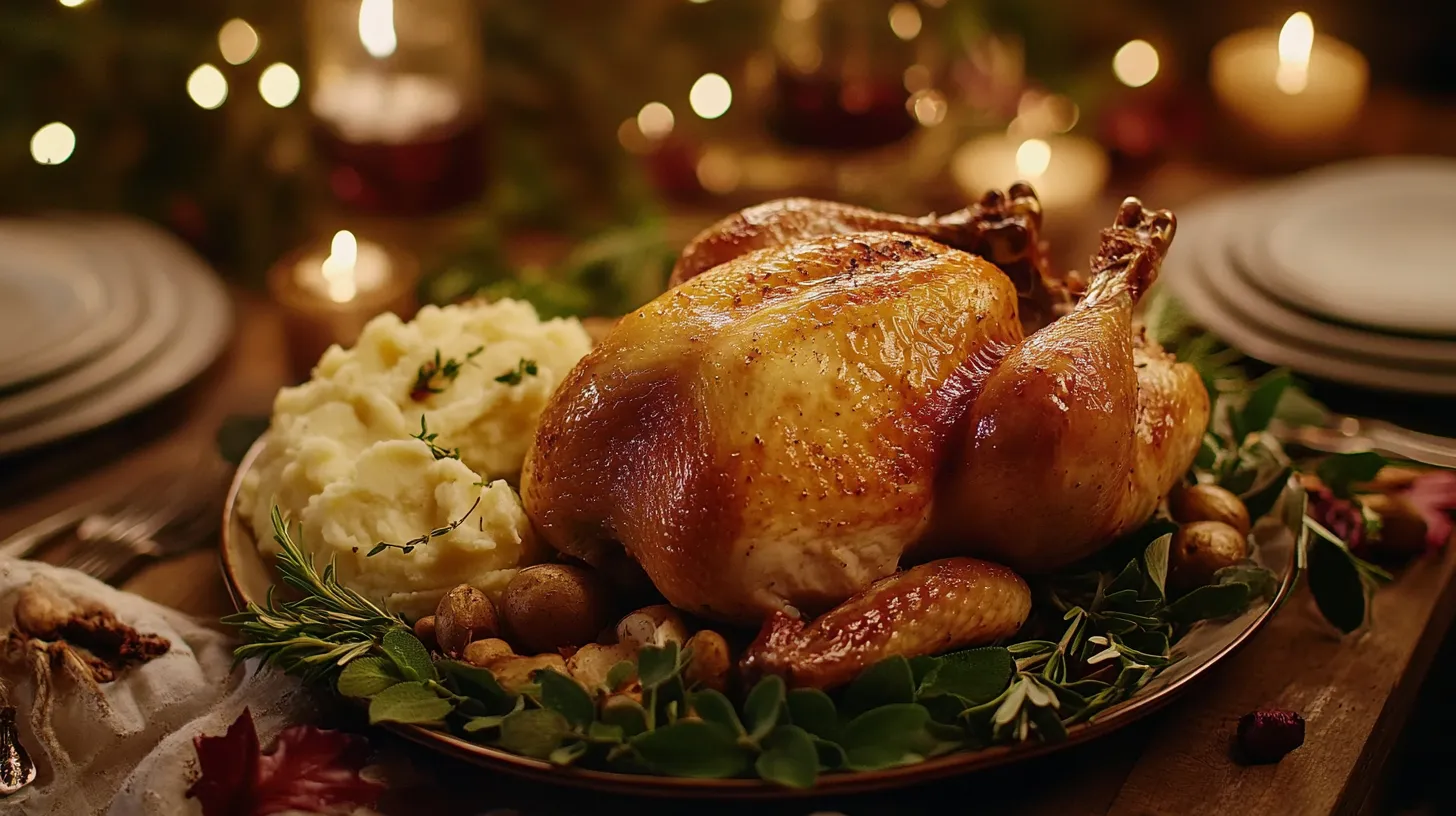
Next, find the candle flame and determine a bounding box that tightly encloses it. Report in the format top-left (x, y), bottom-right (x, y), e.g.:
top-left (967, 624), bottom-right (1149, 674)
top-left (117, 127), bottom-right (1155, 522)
top-left (1015, 138), bottom-right (1051, 179)
top-left (359, 0), bottom-right (397, 59)
top-left (1276, 12), bottom-right (1313, 94)
top-left (322, 230), bottom-right (360, 303)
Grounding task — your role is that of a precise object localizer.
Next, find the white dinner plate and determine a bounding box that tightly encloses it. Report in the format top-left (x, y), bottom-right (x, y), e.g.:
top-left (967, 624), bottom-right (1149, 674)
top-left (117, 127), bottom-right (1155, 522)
top-left (1256, 157), bottom-right (1456, 337)
top-left (0, 219), bottom-right (232, 455)
top-left (1187, 192), bottom-right (1456, 368)
top-left (0, 224), bottom-right (139, 391)
top-left (1163, 199), bottom-right (1456, 395)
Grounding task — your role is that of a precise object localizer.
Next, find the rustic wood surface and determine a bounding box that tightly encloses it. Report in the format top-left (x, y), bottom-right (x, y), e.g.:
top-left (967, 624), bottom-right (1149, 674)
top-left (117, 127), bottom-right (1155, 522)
top-left (1, 285), bottom-right (1453, 815)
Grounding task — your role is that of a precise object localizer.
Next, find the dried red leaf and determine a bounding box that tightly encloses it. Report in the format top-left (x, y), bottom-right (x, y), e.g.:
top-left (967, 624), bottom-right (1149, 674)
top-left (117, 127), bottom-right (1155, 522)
top-left (186, 709), bottom-right (384, 816)
top-left (1236, 708), bottom-right (1305, 764)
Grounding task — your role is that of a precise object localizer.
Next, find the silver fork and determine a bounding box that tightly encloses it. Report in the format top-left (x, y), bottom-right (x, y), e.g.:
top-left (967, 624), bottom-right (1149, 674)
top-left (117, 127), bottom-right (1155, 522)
top-left (56, 464), bottom-right (228, 583)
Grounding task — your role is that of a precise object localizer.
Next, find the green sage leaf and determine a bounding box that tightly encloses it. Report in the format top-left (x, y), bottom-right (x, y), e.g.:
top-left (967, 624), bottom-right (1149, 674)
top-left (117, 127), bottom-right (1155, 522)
top-left (368, 681), bottom-right (453, 725)
top-left (1317, 451), bottom-right (1387, 499)
top-left (908, 655), bottom-right (941, 687)
top-left (381, 628), bottom-right (436, 682)
top-left (689, 689), bottom-right (745, 736)
top-left (637, 642), bottom-right (680, 691)
top-left (537, 669), bottom-right (595, 729)
top-left (842, 655), bottom-right (915, 717)
top-left (755, 725), bottom-right (819, 789)
top-left (587, 721), bottom-right (624, 743)
top-left (840, 703), bottom-right (934, 771)
top-left (462, 715), bottom-right (504, 733)
top-left (499, 708), bottom-right (570, 759)
top-left (785, 688), bottom-right (840, 741)
top-left (1307, 522), bottom-right (1369, 633)
top-left (1235, 369), bottom-right (1292, 439)
top-left (1215, 563), bottom-right (1279, 599)
top-left (337, 656), bottom-right (402, 699)
top-left (437, 660), bottom-right (514, 712)
top-left (600, 695), bottom-right (649, 737)
top-left (1242, 465), bottom-right (1294, 521)
top-left (630, 720), bottom-right (751, 778)
top-left (1143, 533), bottom-right (1171, 599)
top-left (549, 741), bottom-right (589, 766)
top-left (1164, 582), bottom-right (1252, 625)
top-left (919, 647), bottom-right (1013, 705)
top-left (742, 675), bottom-right (786, 742)
top-left (604, 660), bottom-right (636, 693)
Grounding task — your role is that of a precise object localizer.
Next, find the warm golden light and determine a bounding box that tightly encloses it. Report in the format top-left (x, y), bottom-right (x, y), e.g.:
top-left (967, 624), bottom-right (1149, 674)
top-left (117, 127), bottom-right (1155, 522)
top-left (218, 19), bottom-right (259, 65)
top-left (58, 0), bottom-right (88, 8)
top-left (888, 2), bottom-right (922, 41)
top-left (1276, 12), bottom-right (1314, 94)
top-left (696, 148), bottom-right (742, 194)
top-left (259, 63), bottom-right (301, 108)
top-left (637, 102), bottom-right (675, 140)
top-left (1015, 138), bottom-right (1052, 178)
top-left (187, 64), bottom-right (229, 110)
top-left (359, 0), bottom-right (398, 59)
top-left (689, 73), bottom-right (733, 120)
top-left (1113, 40), bottom-right (1159, 88)
top-left (30, 122), bottom-right (76, 165)
top-left (322, 230), bottom-right (360, 303)
top-left (903, 64), bottom-right (931, 93)
top-left (910, 89), bottom-right (947, 127)
top-left (782, 0), bottom-right (818, 23)
top-left (617, 117), bottom-right (651, 154)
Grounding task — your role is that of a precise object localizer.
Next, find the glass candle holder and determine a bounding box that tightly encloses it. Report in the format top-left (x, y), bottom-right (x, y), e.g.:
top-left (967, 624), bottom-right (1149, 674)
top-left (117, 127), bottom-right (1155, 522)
top-left (306, 0), bottom-right (487, 215)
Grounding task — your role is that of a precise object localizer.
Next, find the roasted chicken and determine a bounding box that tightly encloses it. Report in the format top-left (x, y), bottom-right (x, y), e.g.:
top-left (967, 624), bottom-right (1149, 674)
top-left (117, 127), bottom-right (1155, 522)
top-left (521, 189), bottom-right (1207, 687)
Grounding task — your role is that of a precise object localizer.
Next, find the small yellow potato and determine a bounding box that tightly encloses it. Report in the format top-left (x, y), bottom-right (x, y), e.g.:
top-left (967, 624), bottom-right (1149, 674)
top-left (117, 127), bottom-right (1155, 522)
top-left (1169, 484), bottom-right (1252, 536)
top-left (489, 653), bottom-right (569, 693)
top-left (412, 615), bottom-right (438, 649)
top-left (500, 564), bottom-right (614, 654)
top-left (435, 585), bottom-right (501, 658)
top-left (683, 630), bottom-right (731, 692)
top-left (615, 604), bottom-right (691, 651)
top-left (565, 642), bottom-right (637, 691)
top-left (1168, 521), bottom-right (1250, 594)
top-left (463, 638), bottom-right (516, 668)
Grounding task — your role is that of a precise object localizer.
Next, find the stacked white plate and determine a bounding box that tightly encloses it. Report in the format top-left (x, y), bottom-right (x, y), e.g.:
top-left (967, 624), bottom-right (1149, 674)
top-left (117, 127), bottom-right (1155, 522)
top-left (0, 217), bottom-right (232, 455)
top-left (1162, 156), bottom-right (1456, 395)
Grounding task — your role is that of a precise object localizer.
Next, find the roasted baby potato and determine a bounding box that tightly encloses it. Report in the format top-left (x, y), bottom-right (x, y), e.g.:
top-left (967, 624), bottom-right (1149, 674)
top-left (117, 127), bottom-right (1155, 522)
top-left (489, 653), bottom-right (569, 693)
top-left (683, 629), bottom-right (731, 692)
top-left (501, 564), bottom-right (613, 653)
top-left (565, 642), bottom-right (636, 691)
top-left (615, 604), bottom-right (691, 651)
top-left (1169, 484), bottom-right (1252, 536)
top-left (435, 585), bottom-right (501, 658)
top-left (1167, 521), bottom-right (1250, 594)
top-left (463, 637), bottom-right (515, 668)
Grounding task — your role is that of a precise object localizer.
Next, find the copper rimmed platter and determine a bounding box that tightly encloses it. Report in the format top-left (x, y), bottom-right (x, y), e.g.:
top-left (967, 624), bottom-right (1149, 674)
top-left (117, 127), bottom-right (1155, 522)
top-left (220, 436), bottom-right (1303, 797)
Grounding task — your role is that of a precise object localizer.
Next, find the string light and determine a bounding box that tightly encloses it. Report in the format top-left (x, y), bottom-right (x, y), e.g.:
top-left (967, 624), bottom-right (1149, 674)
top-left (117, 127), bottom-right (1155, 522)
top-left (888, 3), bottom-right (922, 41)
top-left (636, 102), bottom-right (675, 140)
top-left (218, 19), bottom-right (259, 65)
top-left (30, 123), bottom-right (76, 165)
top-left (1113, 40), bottom-right (1159, 88)
top-left (259, 63), bottom-right (301, 108)
top-left (689, 73), bottom-right (733, 119)
top-left (187, 64), bottom-right (228, 110)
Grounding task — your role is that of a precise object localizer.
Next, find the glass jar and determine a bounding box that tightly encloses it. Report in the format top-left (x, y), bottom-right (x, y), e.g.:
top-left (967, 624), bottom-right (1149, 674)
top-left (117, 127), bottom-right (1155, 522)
top-left (306, 0), bottom-right (486, 214)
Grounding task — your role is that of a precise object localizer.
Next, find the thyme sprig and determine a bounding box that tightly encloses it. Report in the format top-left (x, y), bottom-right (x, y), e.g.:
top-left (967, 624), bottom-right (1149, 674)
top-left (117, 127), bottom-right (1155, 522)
top-left (411, 416), bottom-right (460, 461)
top-left (494, 358), bottom-right (538, 385)
top-left (223, 508), bottom-right (406, 682)
top-left (365, 497), bottom-right (481, 558)
top-left (411, 346), bottom-right (484, 401)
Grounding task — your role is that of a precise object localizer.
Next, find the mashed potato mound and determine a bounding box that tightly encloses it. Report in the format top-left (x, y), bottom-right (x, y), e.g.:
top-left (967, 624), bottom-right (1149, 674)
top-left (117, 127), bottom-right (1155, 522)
top-left (238, 299), bottom-right (591, 617)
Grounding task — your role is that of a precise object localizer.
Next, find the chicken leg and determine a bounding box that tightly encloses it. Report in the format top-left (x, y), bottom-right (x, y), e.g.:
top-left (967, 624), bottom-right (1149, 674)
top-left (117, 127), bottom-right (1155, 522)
top-left (925, 199), bottom-right (1208, 572)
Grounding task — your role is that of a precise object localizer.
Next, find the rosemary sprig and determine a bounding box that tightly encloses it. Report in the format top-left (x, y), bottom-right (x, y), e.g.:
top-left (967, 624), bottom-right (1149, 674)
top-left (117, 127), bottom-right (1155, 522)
top-left (494, 358), bottom-right (538, 385)
top-left (411, 416), bottom-right (460, 461)
top-left (411, 346), bottom-right (485, 401)
top-left (366, 497), bottom-right (482, 558)
top-left (223, 508), bottom-right (406, 682)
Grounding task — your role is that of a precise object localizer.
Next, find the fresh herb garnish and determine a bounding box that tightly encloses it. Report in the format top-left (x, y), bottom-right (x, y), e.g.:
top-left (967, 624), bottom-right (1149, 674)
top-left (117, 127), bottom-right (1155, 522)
top-left (410, 416), bottom-right (460, 461)
top-left (411, 347), bottom-right (485, 401)
top-left (494, 358), bottom-right (538, 385)
top-left (224, 509), bottom-right (407, 682)
top-left (366, 497), bottom-right (481, 558)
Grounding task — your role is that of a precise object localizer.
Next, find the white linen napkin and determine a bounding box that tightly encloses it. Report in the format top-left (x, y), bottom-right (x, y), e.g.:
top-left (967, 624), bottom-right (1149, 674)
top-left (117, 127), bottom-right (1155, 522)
top-left (0, 557), bottom-right (314, 816)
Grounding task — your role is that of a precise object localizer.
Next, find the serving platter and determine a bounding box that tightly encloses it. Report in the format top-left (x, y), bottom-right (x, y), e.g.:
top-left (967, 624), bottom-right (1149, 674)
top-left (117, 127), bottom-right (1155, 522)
top-left (221, 435), bottom-right (1303, 797)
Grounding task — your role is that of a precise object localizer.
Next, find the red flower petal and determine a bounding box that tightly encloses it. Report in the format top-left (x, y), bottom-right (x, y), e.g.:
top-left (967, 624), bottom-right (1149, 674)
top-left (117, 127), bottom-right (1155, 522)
top-left (1401, 471), bottom-right (1456, 549)
top-left (186, 708), bottom-right (261, 816)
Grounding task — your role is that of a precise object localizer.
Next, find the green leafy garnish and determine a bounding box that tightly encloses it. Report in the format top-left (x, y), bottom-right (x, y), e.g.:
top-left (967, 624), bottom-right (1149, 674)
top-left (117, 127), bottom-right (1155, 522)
top-left (410, 416), bottom-right (460, 461)
top-left (366, 497), bottom-right (480, 558)
top-left (411, 346), bottom-right (484, 400)
top-left (494, 358), bottom-right (539, 385)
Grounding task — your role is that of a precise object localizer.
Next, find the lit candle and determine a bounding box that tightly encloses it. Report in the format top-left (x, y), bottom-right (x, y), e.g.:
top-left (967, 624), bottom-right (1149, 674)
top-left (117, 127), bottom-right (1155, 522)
top-left (951, 133), bottom-right (1109, 210)
top-left (268, 230), bottom-right (418, 377)
top-left (1210, 12), bottom-right (1368, 144)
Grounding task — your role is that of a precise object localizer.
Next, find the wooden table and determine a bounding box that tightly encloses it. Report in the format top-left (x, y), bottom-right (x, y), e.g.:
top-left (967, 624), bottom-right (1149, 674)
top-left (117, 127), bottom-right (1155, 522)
top-left (2, 291), bottom-right (1454, 816)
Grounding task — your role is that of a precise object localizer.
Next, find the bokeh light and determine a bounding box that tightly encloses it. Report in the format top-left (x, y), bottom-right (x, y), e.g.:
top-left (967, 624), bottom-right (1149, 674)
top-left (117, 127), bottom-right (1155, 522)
top-left (218, 19), bottom-right (259, 65)
top-left (888, 3), bottom-right (922, 41)
top-left (637, 102), bottom-right (675, 140)
top-left (259, 63), bottom-right (301, 108)
top-left (1112, 40), bottom-right (1159, 88)
top-left (1015, 139), bottom-right (1052, 178)
top-left (187, 64), bottom-right (229, 110)
top-left (30, 123), bottom-right (76, 165)
top-left (696, 148), bottom-right (742, 194)
top-left (359, 0), bottom-right (398, 59)
top-left (689, 73), bottom-right (733, 119)
top-left (57, 0), bottom-right (87, 7)
top-left (910, 89), bottom-right (947, 127)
